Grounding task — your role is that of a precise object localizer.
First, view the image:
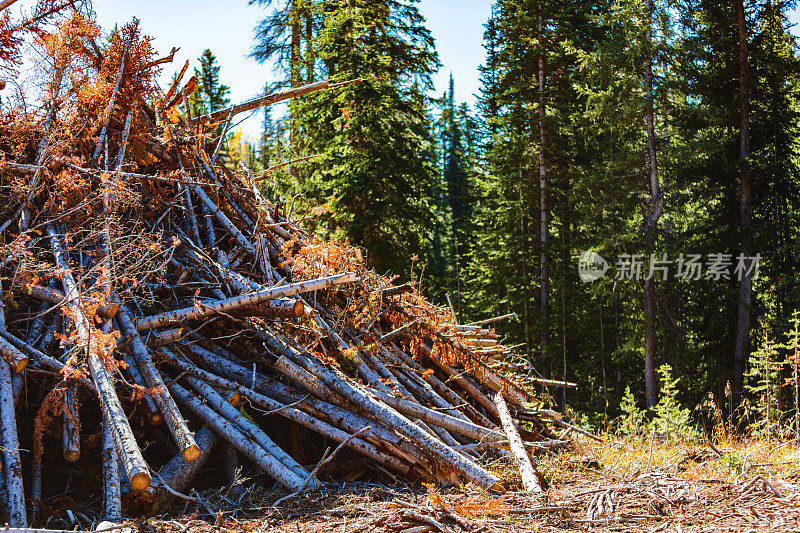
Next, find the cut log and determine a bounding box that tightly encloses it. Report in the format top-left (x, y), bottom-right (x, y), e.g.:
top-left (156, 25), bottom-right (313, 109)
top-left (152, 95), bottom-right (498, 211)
top-left (143, 327), bottom-right (185, 348)
top-left (135, 273), bottom-right (357, 331)
top-left (102, 419), bottom-right (122, 520)
top-left (0, 355), bottom-right (26, 526)
top-left (0, 335), bottom-right (28, 374)
top-left (259, 328), bottom-right (501, 489)
top-left (199, 79), bottom-right (356, 122)
top-left (168, 382), bottom-right (306, 491)
top-left (417, 341), bottom-right (500, 421)
top-left (161, 346), bottom-right (419, 476)
top-left (119, 345), bottom-right (163, 425)
top-left (149, 427), bottom-right (217, 512)
top-left (368, 387), bottom-right (504, 443)
top-left (494, 391), bottom-right (542, 493)
top-left (183, 374), bottom-right (317, 487)
top-left (47, 227), bottom-right (151, 491)
top-left (113, 300), bottom-right (199, 461)
top-left (62, 384), bottom-right (80, 462)
top-left (389, 345), bottom-right (495, 428)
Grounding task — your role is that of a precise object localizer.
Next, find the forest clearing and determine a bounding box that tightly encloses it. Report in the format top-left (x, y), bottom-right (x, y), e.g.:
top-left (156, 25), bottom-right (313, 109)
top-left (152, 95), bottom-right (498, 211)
top-left (0, 0), bottom-right (799, 531)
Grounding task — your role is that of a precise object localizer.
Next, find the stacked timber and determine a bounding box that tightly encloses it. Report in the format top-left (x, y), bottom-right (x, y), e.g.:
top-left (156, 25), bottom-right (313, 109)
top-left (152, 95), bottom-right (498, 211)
top-left (0, 10), bottom-right (570, 525)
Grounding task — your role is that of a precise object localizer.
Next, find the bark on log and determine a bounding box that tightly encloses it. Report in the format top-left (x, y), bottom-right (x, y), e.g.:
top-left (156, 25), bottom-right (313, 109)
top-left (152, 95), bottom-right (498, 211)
top-left (184, 374), bottom-right (316, 486)
top-left (168, 382), bottom-right (307, 491)
top-left (389, 345), bottom-right (494, 428)
top-left (149, 427), bottom-right (217, 513)
top-left (260, 328), bottom-right (501, 489)
top-left (494, 391), bottom-right (542, 493)
top-left (0, 355), bottom-right (26, 526)
top-left (62, 384), bottom-right (80, 462)
top-left (143, 327), bottom-right (185, 348)
top-left (102, 419), bottom-right (122, 520)
top-left (119, 347), bottom-right (163, 425)
top-left (368, 387), bottom-right (504, 443)
top-left (0, 335), bottom-right (28, 374)
top-left (162, 346), bottom-right (418, 476)
top-left (113, 300), bottom-right (199, 461)
top-left (417, 341), bottom-right (500, 421)
top-left (199, 80), bottom-right (346, 122)
top-left (134, 273), bottom-right (356, 331)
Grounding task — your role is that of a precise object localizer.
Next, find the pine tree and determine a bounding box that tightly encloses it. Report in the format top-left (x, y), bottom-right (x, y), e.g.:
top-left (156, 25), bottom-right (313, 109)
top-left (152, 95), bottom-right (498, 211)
top-left (290, 0), bottom-right (442, 278)
top-left (189, 49), bottom-right (230, 116)
top-left (435, 74), bottom-right (475, 310)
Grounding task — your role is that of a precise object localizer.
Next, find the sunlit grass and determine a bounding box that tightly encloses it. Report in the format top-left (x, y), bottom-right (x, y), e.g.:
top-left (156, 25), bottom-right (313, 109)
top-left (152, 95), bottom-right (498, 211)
top-left (548, 433), bottom-right (800, 483)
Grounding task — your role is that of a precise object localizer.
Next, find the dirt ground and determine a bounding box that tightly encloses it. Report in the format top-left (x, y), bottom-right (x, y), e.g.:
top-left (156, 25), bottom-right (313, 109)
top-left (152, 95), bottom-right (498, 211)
top-left (134, 437), bottom-right (800, 533)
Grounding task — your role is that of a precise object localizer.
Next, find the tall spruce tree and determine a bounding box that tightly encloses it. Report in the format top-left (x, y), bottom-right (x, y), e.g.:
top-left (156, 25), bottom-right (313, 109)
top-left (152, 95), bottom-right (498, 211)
top-left (290, 0), bottom-right (442, 278)
top-left (189, 49), bottom-right (230, 116)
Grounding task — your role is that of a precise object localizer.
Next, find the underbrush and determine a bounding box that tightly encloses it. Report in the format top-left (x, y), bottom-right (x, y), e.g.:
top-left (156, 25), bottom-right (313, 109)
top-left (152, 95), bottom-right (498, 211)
top-left (553, 433), bottom-right (800, 483)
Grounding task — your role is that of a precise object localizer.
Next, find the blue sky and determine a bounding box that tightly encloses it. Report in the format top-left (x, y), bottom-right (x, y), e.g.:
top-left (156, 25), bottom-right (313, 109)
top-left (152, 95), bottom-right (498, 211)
top-left (93, 0), bottom-right (493, 139)
top-left (90, 2), bottom-right (800, 139)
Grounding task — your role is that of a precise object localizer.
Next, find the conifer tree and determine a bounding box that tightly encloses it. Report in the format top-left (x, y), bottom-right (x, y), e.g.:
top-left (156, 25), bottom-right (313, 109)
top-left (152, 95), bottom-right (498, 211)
top-left (291, 0), bottom-right (441, 278)
top-left (189, 49), bottom-right (230, 116)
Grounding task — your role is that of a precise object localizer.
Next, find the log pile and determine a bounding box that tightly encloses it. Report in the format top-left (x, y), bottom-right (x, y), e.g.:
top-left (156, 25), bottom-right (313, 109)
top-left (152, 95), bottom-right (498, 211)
top-left (0, 10), bottom-right (568, 525)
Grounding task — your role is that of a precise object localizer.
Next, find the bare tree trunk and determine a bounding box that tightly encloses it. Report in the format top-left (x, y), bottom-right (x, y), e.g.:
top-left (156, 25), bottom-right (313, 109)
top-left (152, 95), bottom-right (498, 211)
top-left (732, 0), bottom-right (752, 403)
top-left (643, 0), bottom-right (663, 411)
top-left (538, 4), bottom-right (549, 368)
top-left (520, 164), bottom-right (532, 363)
top-left (305, 8), bottom-right (314, 84)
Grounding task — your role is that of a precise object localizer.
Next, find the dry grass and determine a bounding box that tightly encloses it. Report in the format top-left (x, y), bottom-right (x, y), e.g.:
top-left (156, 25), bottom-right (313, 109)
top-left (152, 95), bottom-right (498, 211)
top-left (126, 434), bottom-right (800, 533)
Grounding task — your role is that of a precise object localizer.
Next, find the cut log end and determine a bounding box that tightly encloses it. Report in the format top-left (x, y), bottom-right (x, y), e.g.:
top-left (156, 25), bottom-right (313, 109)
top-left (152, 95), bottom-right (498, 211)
top-left (13, 358), bottom-right (28, 373)
top-left (130, 472), bottom-right (152, 492)
top-left (292, 299), bottom-right (305, 318)
top-left (63, 449), bottom-right (80, 462)
top-left (181, 444), bottom-right (202, 462)
top-left (150, 412), bottom-right (164, 425)
top-left (228, 391), bottom-right (241, 407)
top-left (97, 303), bottom-right (119, 319)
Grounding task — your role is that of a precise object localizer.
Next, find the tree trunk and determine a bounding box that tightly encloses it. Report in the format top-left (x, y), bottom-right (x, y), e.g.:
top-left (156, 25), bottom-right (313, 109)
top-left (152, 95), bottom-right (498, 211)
top-left (305, 9), bottom-right (314, 84)
top-left (538, 4), bottom-right (549, 369)
top-left (732, 0), bottom-right (752, 403)
top-left (643, 0), bottom-right (663, 411)
top-left (494, 391), bottom-right (542, 493)
top-left (520, 164), bottom-right (532, 363)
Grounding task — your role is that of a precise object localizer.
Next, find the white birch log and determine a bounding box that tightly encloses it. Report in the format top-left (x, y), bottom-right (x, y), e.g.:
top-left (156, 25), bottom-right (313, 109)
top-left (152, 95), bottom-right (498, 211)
top-left (161, 347), bottom-right (417, 475)
top-left (102, 419), bottom-right (122, 520)
top-left (135, 273), bottom-right (357, 331)
top-left (62, 384), bottom-right (80, 462)
top-left (417, 341), bottom-right (500, 420)
top-left (187, 338), bottom-right (426, 467)
top-left (47, 227), bottom-right (150, 491)
top-left (199, 80), bottom-right (335, 122)
top-left (260, 329), bottom-right (501, 489)
top-left (0, 355), bottom-right (25, 526)
top-left (119, 347), bottom-right (162, 425)
top-left (0, 331), bottom-right (94, 392)
top-left (0, 336), bottom-right (28, 374)
top-left (389, 345), bottom-right (494, 428)
top-left (149, 427), bottom-right (217, 512)
top-left (494, 391), bottom-right (542, 493)
top-left (143, 327), bottom-right (185, 348)
top-left (368, 387), bottom-right (504, 443)
top-left (113, 300), bottom-right (199, 461)
top-left (168, 382), bottom-right (306, 491)
top-left (186, 176), bottom-right (257, 256)
top-left (183, 374), bottom-right (316, 486)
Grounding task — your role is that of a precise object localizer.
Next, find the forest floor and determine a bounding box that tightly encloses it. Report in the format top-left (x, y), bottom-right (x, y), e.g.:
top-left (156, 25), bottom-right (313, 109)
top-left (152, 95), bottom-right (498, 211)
top-left (139, 435), bottom-right (800, 533)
